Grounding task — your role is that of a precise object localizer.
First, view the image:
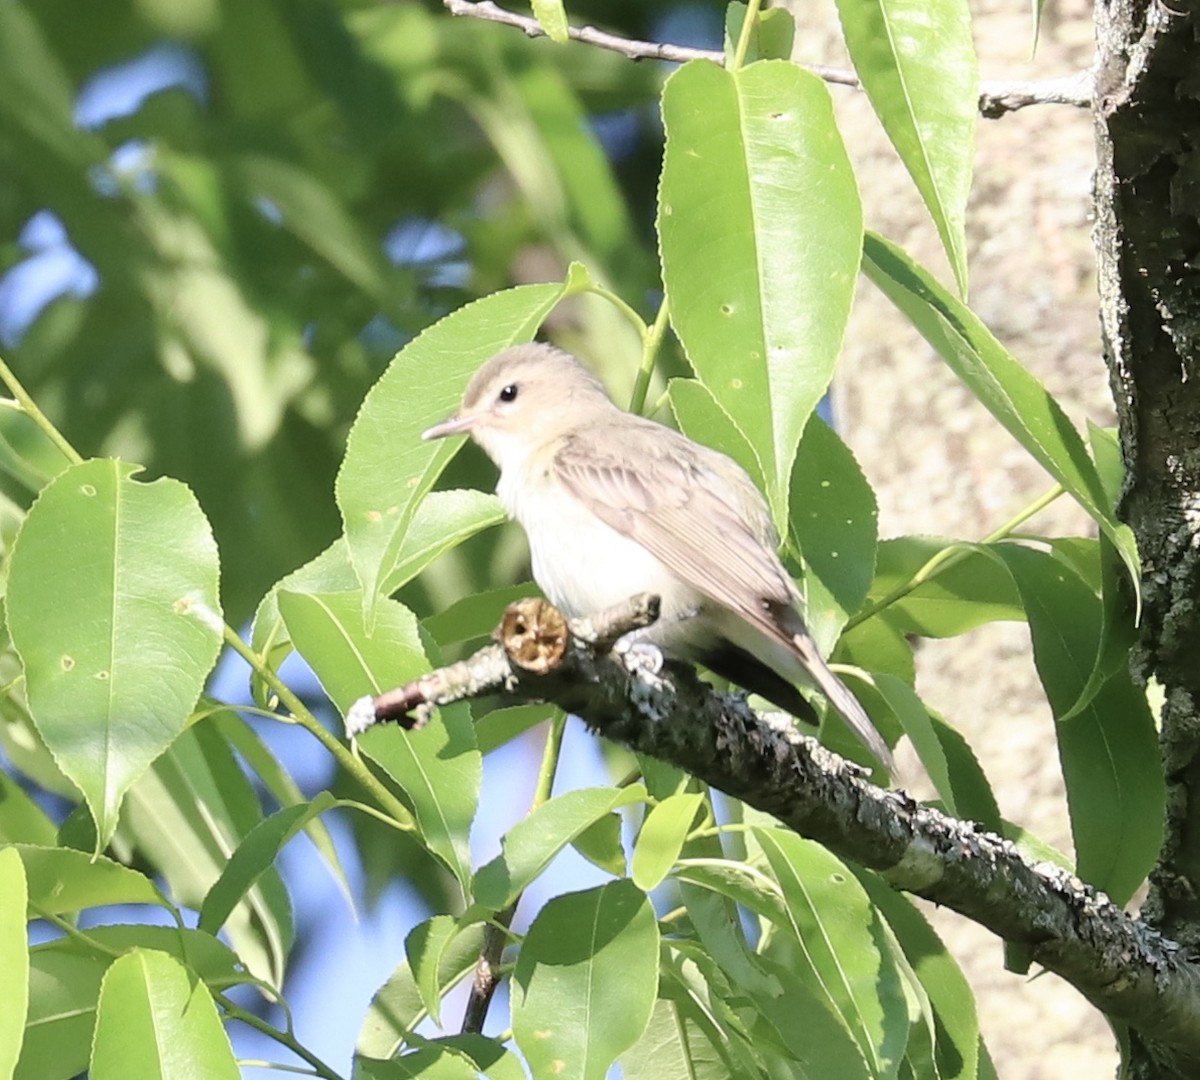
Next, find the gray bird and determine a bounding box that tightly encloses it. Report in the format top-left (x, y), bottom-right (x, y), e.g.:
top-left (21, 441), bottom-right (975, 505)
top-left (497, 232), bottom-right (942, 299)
top-left (423, 342), bottom-right (892, 771)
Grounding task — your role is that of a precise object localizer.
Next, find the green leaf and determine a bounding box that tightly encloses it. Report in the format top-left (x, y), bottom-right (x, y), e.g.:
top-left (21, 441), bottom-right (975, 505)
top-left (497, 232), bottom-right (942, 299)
top-left (22, 926), bottom-right (243, 1080)
top-left (380, 490), bottom-right (507, 596)
top-left (476, 703), bottom-right (555, 756)
top-left (994, 544), bottom-right (1163, 905)
top-left (12, 844), bottom-right (171, 917)
top-left (531, 0), bottom-right (569, 43)
top-left (755, 827), bottom-right (908, 1076)
top-left (656, 942), bottom-right (770, 1078)
top-left (669, 377), bottom-right (765, 490)
top-left (422, 583), bottom-right (538, 649)
top-left (337, 282), bottom-right (568, 612)
top-left (90, 950), bottom-right (239, 1079)
top-left (6, 460), bottom-right (223, 848)
top-left (790, 415), bottom-right (879, 627)
top-left (198, 791), bottom-right (337, 937)
top-left (472, 785), bottom-right (647, 910)
top-left (572, 812), bottom-right (627, 877)
top-left (856, 875), bottom-right (983, 1080)
top-left (926, 711), bottom-right (1003, 831)
top-left (404, 915), bottom-right (461, 1027)
top-left (232, 154), bottom-right (387, 298)
top-left (836, 0), bottom-right (976, 293)
top-left (865, 537), bottom-right (1024, 637)
top-left (512, 881), bottom-right (659, 1080)
top-left (631, 792), bottom-right (705, 892)
top-left (0, 771), bottom-right (57, 845)
top-left (679, 873), bottom-right (871, 1076)
top-left (252, 491), bottom-right (505, 672)
top-left (659, 59), bottom-right (862, 527)
top-left (848, 672), bottom-right (954, 812)
top-left (119, 712), bottom-right (295, 988)
top-left (0, 847), bottom-right (28, 1079)
top-left (862, 232), bottom-right (1140, 597)
top-left (358, 925), bottom-right (486, 1060)
top-left (210, 710), bottom-right (351, 915)
top-left (622, 995), bottom-right (731, 1080)
top-left (357, 1047), bottom-right (478, 1079)
top-left (836, 614), bottom-right (916, 684)
top-left (724, 3), bottom-right (796, 63)
top-left (279, 589), bottom-right (480, 886)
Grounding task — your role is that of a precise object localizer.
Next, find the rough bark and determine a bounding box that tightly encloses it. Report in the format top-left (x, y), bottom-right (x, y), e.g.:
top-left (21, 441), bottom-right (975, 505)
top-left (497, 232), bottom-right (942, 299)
top-left (1094, 1), bottom-right (1200, 1075)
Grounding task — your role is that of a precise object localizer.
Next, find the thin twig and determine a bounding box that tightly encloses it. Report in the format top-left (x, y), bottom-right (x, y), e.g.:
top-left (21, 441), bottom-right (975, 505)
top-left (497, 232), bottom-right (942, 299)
top-left (461, 712), bottom-right (567, 1034)
top-left (441, 0), bottom-right (1094, 116)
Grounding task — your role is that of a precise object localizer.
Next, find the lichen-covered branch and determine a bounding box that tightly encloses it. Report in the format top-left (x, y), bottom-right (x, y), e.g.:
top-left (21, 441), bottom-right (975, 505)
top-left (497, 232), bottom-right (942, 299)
top-left (351, 596), bottom-right (1200, 1072)
top-left (442, 0), bottom-right (1094, 116)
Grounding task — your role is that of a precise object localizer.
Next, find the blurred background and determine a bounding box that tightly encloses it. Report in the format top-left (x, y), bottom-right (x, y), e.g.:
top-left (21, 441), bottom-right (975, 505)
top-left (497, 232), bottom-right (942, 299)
top-left (0, 0), bottom-right (1115, 1075)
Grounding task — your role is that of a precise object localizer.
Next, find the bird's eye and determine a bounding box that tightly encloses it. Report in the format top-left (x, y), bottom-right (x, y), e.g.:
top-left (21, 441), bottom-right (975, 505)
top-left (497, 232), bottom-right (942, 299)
top-left (498, 384), bottom-right (518, 403)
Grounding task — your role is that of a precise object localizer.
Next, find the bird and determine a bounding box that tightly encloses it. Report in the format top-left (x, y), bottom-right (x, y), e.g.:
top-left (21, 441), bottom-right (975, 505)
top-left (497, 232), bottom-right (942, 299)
top-left (422, 342), bottom-right (893, 772)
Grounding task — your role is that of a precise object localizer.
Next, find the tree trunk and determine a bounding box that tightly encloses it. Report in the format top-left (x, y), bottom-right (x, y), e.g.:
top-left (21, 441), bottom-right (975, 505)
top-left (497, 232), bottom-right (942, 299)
top-left (1094, 1), bottom-right (1200, 1075)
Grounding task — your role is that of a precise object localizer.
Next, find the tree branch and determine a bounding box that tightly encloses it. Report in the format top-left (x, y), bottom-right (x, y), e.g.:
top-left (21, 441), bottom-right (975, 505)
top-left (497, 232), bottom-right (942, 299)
top-left (442, 0), bottom-right (1093, 116)
top-left (353, 595), bottom-right (1200, 1072)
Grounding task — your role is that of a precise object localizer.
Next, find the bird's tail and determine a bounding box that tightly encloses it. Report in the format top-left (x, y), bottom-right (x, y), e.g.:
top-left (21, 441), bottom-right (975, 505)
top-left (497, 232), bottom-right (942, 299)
top-left (790, 630), bottom-right (896, 775)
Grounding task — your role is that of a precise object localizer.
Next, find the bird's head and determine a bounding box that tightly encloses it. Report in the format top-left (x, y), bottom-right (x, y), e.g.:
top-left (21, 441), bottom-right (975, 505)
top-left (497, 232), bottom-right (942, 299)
top-left (422, 343), bottom-right (614, 470)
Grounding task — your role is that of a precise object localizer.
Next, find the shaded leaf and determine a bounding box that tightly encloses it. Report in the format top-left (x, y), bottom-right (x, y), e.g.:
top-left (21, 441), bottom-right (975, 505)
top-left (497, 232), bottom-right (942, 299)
top-left (198, 791), bottom-right (337, 937)
top-left (994, 544), bottom-right (1162, 904)
top-left (357, 924), bottom-right (486, 1060)
top-left (279, 589), bottom-right (480, 886)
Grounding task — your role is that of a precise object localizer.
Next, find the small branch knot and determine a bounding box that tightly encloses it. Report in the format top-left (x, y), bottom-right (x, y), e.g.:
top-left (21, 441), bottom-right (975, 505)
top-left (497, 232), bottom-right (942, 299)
top-left (499, 597), bottom-right (569, 673)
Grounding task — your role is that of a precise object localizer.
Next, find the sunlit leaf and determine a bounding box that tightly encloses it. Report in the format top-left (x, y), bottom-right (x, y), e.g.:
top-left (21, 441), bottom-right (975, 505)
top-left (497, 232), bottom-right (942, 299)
top-left (0, 847), bottom-right (28, 1079)
top-left (279, 590), bottom-right (480, 887)
top-left (862, 232), bottom-right (1140, 601)
top-left (338, 282), bottom-right (572, 613)
top-left (631, 792), bottom-right (705, 892)
top-left (6, 460), bottom-right (222, 848)
top-left (836, 0), bottom-right (976, 293)
top-left (659, 59), bottom-right (862, 526)
top-left (472, 785), bottom-right (647, 910)
top-left (90, 950), bottom-right (239, 1079)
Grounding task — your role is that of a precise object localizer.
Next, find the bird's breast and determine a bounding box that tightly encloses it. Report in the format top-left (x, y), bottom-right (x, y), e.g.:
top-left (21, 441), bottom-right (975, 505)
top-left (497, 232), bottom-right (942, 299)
top-left (496, 460), bottom-right (700, 627)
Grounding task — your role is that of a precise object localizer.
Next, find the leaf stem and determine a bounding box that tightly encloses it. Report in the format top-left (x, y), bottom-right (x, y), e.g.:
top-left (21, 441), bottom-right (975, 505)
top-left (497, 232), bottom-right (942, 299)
top-left (0, 352), bottom-right (83, 466)
top-left (215, 991), bottom-right (345, 1080)
top-left (629, 296), bottom-right (671, 415)
top-left (730, 0), bottom-right (765, 72)
top-left (220, 625), bottom-right (417, 833)
top-left (846, 482), bottom-right (1065, 631)
top-left (532, 710), bottom-right (566, 808)
top-left (586, 282), bottom-right (649, 338)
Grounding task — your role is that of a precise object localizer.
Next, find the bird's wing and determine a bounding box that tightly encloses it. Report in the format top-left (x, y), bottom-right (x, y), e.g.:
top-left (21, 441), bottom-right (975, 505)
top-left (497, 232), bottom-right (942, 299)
top-left (556, 419), bottom-right (895, 772)
top-left (553, 420), bottom-right (797, 641)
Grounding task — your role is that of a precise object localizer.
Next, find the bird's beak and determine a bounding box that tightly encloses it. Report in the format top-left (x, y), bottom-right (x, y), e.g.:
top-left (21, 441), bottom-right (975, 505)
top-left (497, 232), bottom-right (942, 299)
top-left (421, 413), bottom-right (475, 441)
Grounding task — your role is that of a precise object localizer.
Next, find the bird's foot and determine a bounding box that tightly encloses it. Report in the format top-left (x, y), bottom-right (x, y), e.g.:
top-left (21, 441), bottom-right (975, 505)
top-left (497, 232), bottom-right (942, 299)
top-left (614, 638), bottom-right (665, 677)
